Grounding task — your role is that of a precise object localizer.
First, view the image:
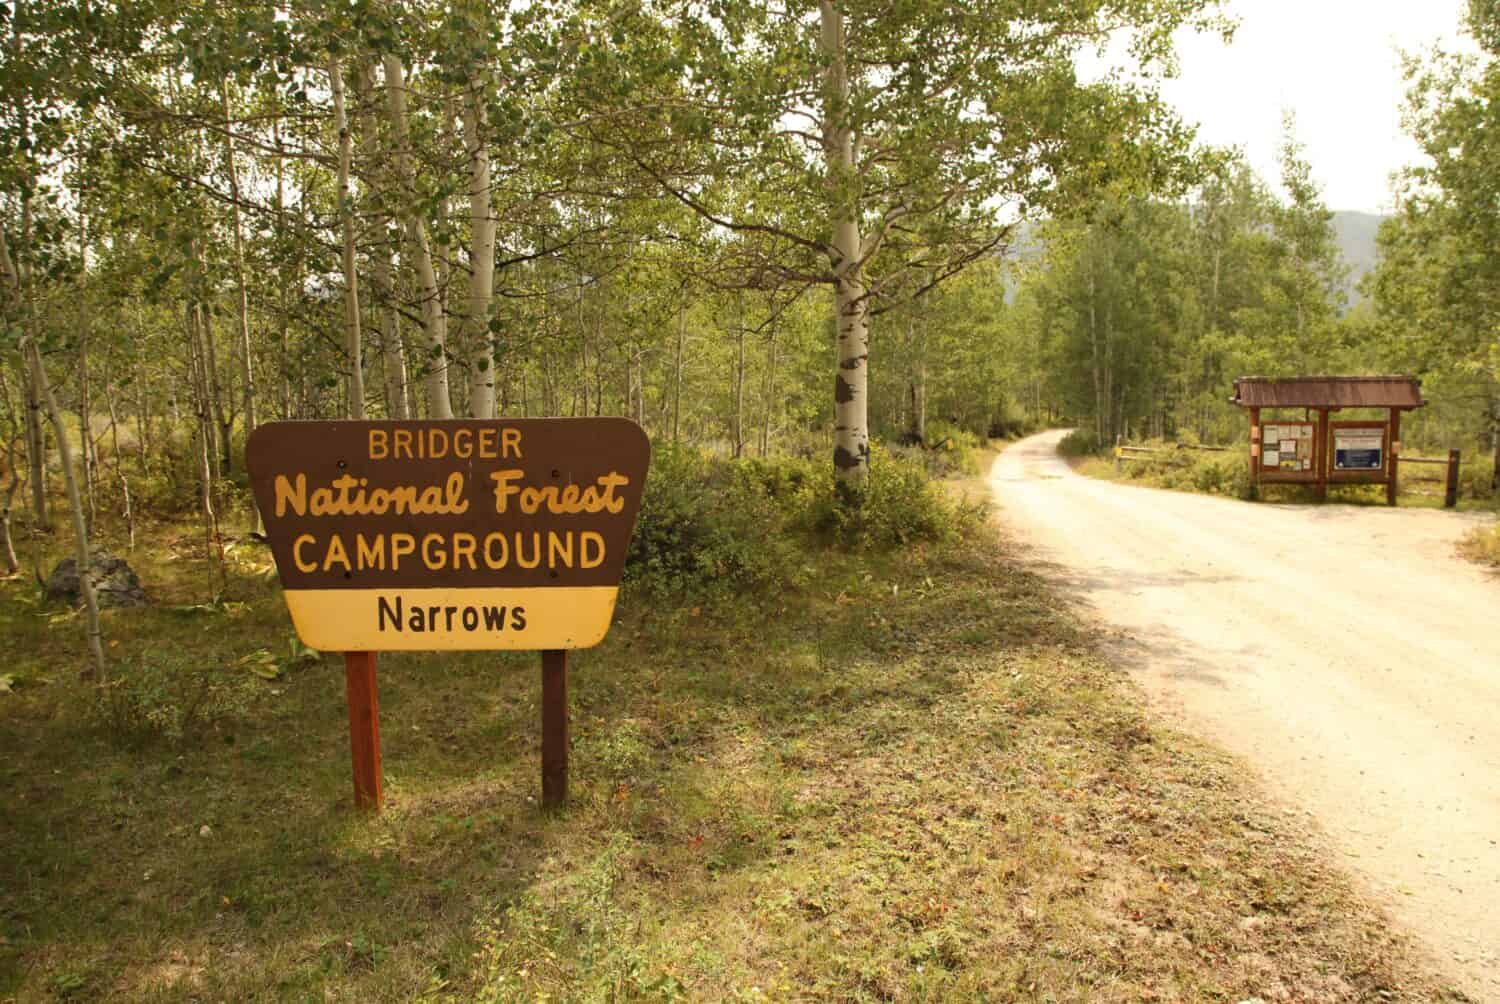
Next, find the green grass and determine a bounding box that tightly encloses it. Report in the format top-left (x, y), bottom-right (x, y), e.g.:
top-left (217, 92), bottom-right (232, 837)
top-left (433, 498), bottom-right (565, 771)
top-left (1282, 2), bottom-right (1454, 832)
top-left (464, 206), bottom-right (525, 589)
top-left (1081, 441), bottom-right (1500, 513)
top-left (0, 503), bottom-right (1464, 1002)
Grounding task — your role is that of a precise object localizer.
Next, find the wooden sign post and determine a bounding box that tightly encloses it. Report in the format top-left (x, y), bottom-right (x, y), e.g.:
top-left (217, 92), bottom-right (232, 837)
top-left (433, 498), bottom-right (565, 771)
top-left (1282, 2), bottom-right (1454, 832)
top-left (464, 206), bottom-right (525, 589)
top-left (247, 419), bottom-right (651, 813)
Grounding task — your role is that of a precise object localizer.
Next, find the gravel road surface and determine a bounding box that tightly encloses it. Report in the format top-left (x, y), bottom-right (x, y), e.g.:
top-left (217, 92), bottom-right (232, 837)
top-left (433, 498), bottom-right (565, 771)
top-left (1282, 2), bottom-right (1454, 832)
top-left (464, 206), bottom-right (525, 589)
top-left (990, 429), bottom-right (1500, 999)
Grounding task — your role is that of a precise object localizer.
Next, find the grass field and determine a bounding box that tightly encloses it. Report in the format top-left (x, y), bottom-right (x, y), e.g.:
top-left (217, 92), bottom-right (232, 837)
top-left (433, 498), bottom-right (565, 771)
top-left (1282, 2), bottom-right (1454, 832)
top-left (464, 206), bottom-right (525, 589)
top-left (0, 488), bottom-right (1468, 1002)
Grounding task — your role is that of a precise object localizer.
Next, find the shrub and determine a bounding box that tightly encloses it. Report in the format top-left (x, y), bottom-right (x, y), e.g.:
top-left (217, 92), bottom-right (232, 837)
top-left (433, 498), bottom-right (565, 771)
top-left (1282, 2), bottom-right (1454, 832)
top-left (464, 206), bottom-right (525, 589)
top-left (624, 444), bottom-right (814, 597)
top-left (889, 421), bottom-right (982, 478)
top-left (1113, 442), bottom-right (1251, 500)
top-left (1459, 452), bottom-right (1496, 501)
top-left (987, 401), bottom-right (1037, 440)
top-left (625, 442), bottom-right (983, 596)
top-left (1460, 521), bottom-right (1500, 567)
top-left (1057, 429), bottom-right (1102, 456)
top-left (95, 652), bottom-right (257, 746)
top-left (809, 444), bottom-right (986, 549)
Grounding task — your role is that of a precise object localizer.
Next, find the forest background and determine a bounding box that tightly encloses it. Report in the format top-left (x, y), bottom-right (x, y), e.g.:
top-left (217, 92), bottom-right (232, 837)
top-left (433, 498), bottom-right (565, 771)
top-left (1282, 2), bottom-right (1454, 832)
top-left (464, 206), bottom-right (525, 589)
top-left (1, 0), bottom-right (1499, 654)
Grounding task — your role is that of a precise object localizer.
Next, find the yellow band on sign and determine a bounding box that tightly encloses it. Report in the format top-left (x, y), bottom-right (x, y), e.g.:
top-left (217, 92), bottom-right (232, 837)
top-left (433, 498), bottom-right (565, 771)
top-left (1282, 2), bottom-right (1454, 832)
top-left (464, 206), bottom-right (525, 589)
top-left (282, 586), bottom-right (621, 652)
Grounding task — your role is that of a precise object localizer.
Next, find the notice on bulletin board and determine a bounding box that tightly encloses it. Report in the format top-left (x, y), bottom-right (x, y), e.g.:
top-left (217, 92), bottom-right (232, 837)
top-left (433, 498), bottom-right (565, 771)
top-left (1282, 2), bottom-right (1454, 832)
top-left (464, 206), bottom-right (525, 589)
top-left (1261, 423), bottom-right (1314, 471)
top-left (1334, 428), bottom-right (1385, 471)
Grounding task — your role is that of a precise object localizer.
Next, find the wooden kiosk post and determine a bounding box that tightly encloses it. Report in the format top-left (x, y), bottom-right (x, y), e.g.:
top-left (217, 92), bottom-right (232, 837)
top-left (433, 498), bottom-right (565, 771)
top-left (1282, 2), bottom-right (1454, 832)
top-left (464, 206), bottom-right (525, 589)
top-left (246, 418), bottom-right (652, 815)
top-left (1231, 377), bottom-right (1425, 504)
top-left (1387, 408), bottom-right (1402, 506)
top-left (1248, 407), bottom-right (1261, 500)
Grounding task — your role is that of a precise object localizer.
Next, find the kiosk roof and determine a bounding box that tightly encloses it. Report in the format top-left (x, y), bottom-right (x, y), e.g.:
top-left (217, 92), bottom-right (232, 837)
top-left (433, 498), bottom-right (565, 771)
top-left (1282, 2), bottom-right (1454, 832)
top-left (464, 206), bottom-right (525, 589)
top-left (1231, 376), bottom-right (1424, 409)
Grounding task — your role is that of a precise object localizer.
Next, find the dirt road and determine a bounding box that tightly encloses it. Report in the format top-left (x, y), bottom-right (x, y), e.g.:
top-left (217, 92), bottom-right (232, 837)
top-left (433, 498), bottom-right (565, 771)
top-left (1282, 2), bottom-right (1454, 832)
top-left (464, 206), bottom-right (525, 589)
top-left (990, 430), bottom-right (1500, 999)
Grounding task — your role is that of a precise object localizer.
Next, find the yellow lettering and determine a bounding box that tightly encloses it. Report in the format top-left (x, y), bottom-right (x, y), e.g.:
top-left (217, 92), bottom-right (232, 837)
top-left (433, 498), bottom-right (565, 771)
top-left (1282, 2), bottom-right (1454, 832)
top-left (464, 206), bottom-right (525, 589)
top-left (502, 427), bottom-right (523, 458)
top-left (597, 473), bottom-right (630, 514)
top-left (580, 531), bottom-right (605, 568)
top-left (452, 533), bottom-right (478, 570)
top-left (368, 429), bottom-right (388, 460)
top-left (356, 533), bottom-right (385, 571)
top-left (444, 472), bottom-right (469, 514)
top-left (453, 428), bottom-right (472, 459)
top-left (322, 534), bottom-right (351, 573)
top-left (393, 428), bottom-right (413, 459)
top-left (391, 533), bottom-right (416, 570)
top-left (515, 532), bottom-right (541, 569)
top-left (490, 469), bottom-right (524, 513)
top-left (293, 533), bottom-right (317, 572)
top-left (547, 531), bottom-right (574, 568)
top-left (274, 474), bottom-right (307, 517)
top-left (478, 427), bottom-right (498, 459)
top-left (483, 532), bottom-right (509, 568)
top-left (429, 428), bottom-right (448, 460)
top-left (421, 533), bottom-right (446, 570)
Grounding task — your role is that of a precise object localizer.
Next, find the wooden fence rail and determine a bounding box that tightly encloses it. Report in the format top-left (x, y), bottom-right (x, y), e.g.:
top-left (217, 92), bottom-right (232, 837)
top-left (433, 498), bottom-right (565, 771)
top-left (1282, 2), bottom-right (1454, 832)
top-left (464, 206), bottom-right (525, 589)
top-left (1113, 441), bottom-right (1462, 508)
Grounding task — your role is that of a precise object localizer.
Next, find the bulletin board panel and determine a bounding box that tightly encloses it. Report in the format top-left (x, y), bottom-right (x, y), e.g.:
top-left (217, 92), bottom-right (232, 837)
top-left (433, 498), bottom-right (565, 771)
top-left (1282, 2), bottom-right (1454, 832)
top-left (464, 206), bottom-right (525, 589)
top-left (1327, 420), bottom-right (1390, 485)
top-left (1255, 420), bottom-right (1320, 483)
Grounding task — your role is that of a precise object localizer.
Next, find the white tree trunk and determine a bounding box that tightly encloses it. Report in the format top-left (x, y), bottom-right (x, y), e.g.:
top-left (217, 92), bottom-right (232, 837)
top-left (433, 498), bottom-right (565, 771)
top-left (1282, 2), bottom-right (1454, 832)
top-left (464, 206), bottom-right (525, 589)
top-left (221, 83), bottom-right (259, 526)
top-left (25, 338), bottom-right (105, 680)
top-left (463, 71), bottom-right (497, 418)
top-left (382, 54), bottom-right (453, 419)
top-left (673, 303), bottom-right (685, 443)
top-left (820, 2), bottom-right (870, 495)
top-left (330, 56), bottom-right (364, 420)
top-left (353, 66), bottom-right (410, 421)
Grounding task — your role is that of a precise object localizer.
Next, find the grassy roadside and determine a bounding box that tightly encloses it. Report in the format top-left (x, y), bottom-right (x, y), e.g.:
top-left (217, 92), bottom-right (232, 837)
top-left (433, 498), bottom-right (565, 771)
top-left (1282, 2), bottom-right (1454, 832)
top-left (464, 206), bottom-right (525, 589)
top-left (0, 478), bottom-right (1465, 1001)
top-left (1072, 435), bottom-right (1499, 512)
top-left (1459, 522), bottom-right (1500, 569)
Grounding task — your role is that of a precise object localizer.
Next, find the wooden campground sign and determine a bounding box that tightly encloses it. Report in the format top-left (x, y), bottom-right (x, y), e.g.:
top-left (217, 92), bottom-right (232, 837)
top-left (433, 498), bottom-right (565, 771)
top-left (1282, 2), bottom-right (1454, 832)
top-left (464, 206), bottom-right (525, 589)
top-left (246, 418), bottom-right (651, 812)
top-left (247, 418), bottom-right (650, 652)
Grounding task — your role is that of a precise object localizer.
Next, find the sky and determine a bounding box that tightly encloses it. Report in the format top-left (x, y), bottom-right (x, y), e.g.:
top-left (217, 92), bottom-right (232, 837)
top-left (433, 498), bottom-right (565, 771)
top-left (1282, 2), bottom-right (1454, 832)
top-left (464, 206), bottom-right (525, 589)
top-left (1156, 0), bottom-right (1477, 213)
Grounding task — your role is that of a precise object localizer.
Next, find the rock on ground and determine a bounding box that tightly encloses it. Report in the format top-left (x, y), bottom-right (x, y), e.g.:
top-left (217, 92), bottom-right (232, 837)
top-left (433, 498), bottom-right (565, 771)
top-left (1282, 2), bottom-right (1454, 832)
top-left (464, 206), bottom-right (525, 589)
top-left (45, 551), bottom-right (148, 608)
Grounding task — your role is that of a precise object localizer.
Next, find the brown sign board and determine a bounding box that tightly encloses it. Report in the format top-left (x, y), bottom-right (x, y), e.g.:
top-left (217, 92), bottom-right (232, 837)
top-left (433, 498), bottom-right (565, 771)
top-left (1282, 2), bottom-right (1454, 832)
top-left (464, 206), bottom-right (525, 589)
top-left (247, 419), bottom-right (650, 652)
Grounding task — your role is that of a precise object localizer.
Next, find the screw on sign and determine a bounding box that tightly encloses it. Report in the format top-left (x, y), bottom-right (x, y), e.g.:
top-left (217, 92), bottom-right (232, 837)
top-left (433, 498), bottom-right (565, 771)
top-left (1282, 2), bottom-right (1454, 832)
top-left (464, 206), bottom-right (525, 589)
top-left (247, 418), bottom-right (651, 812)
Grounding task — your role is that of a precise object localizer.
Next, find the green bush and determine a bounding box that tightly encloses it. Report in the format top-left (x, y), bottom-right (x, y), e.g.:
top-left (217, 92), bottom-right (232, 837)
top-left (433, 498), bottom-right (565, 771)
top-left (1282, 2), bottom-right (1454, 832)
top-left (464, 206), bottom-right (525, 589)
top-left (626, 443), bottom-right (982, 596)
top-left (809, 444), bottom-right (986, 549)
top-left (987, 401), bottom-right (1037, 440)
top-left (1114, 442), bottom-right (1251, 500)
top-left (1057, 429), bottom-right (1102, 456)
top-left (95, 652), bottom-right (257, 746)
top-left (889, 421), bottom-right (982, 478)
top-left (1459, 452), bottom-right (1496, 501)
top-left (625, 444), bottom-right (814, 597)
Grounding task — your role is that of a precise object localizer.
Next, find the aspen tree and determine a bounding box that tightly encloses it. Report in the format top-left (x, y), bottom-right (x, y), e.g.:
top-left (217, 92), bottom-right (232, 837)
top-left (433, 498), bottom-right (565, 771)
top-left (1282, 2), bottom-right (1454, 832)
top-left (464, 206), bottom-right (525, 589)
top-left (24, 337), bottom-right (105, 680)
top-left (329, 55), bottom-right (365, 420)
top-left (221, 82), bottom-right (258, 524)
top-left (382, 53), bottom-right (453, 419)
top-left (462, 63), bottom-right (497, 419)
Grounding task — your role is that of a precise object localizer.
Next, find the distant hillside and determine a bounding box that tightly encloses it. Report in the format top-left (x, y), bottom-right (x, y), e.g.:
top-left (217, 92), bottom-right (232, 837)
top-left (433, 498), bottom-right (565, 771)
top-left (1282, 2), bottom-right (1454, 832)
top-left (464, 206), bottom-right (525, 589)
top-left (1332, 210), bottom-right (1386, 306)
top-left (1001, 211), bottom-right (1387, 308)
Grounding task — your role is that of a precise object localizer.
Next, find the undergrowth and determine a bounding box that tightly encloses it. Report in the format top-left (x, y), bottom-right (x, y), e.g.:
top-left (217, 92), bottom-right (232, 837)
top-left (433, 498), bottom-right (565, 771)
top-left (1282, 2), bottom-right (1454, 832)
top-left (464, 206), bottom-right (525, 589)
top-left (1460, 521), bottom-right (1500, 568)
top-left (0, 453), bottom-right (1459, 1003)
top-left (627, 444), bottom-right (984, 598)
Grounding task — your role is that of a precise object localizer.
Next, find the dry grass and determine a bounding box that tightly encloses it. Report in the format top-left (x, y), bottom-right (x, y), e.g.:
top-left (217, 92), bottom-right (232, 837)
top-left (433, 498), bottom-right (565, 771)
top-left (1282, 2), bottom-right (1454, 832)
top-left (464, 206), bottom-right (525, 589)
top-left (0, 503), bottom-right (1467, 1002)
top-left (1458, 520), bottom-right (1500, 569)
